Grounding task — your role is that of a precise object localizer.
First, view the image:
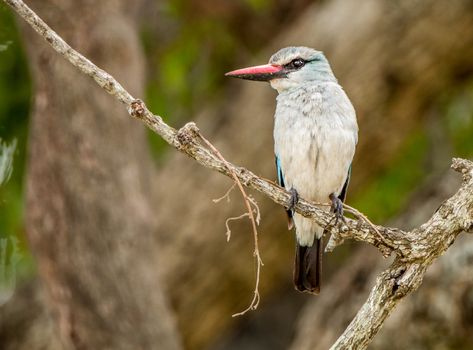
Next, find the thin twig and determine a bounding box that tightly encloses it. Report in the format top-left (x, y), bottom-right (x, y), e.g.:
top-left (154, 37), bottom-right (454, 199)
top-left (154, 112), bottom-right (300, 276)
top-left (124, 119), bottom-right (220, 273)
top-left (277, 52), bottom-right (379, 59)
top-left (197, 132), bottom-right (263, 316)
top-left (224, 213), bottom-right (249, 241)
top-left (213, 183), bottom-right (237, 203)
top-left (342, 203), bottom-right (390, 247)
top-left (247, 195), bottom-right (261, 225)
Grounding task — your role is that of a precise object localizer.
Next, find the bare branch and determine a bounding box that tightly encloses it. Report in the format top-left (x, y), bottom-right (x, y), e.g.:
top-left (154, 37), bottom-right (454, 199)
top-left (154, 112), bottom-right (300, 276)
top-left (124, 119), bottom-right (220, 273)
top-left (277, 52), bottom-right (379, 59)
top-left (330, 159), bottom-right (473, 349)
top-left (5, 0), bottom-right (473, 348)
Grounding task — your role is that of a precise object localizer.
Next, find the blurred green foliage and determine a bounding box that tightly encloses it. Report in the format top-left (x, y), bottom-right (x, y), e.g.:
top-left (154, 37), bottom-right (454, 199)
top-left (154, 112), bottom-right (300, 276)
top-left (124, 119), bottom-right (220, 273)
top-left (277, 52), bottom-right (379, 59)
top-left (141, 0), bottom-right (305, 161)
top-left (142, 3), bottom-right (239, 159)
top-left (0, 4), bottom-right (33, 275)
top-left (444, 82), bottom-right (473, 157)
top-left (142, 11), bottom-right (238, 159)
top-left (352, 131), bottom-right (429, 223)
top-left (142, 0), bottom-right (277, 120)
top-left (244, 0), bottom-right (273, 12)
top-left (352, 82), bottom-right (473, 223)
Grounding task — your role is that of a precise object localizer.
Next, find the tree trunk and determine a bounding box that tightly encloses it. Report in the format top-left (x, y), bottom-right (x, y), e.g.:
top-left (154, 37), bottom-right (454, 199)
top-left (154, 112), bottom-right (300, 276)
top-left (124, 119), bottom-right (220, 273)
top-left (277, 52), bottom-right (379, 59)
top-left (17, 1), bottom-right (181, 349)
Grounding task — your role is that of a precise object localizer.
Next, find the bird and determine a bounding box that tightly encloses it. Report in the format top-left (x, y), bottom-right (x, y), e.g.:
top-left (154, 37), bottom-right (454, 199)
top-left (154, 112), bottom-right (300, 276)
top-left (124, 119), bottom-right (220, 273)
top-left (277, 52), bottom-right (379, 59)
top-left (225, 47), bottom-right (358, 294)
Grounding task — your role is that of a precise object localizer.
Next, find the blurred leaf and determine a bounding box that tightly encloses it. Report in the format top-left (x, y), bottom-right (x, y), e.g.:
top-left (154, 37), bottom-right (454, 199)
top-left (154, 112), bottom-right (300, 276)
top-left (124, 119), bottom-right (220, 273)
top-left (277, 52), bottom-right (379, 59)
top-left (244, 0), bottom-right (272, 12)
top-left (0, 139), bottom-right (15, 186)
top-left (0, 4), bottom-right (33, 276)
top-left (352, 130), bottom-right (428, 223)
top-left (444, 83), bottom-right (473, 157)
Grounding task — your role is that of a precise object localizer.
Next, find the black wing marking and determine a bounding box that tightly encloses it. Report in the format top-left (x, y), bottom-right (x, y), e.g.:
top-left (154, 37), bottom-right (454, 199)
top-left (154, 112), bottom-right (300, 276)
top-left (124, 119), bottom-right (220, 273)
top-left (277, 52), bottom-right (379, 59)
top-left (338, 165), bottom-right (352, 203)
top-left (275, 155), bottom-right (294, 229)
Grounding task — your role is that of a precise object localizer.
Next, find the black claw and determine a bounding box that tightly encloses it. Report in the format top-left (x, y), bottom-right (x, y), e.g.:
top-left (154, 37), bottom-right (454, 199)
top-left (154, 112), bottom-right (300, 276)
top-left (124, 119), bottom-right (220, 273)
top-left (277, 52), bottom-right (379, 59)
top-left (288, 188), bottom-right (299, 212)
top-left (329, 193), bottom-right (345, 225)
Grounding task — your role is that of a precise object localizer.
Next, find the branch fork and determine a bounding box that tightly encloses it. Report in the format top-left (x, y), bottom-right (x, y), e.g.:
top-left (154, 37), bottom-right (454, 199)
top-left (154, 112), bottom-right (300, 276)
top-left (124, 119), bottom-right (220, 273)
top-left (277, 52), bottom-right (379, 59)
top-left (176, 122), bottom-right (200, 149)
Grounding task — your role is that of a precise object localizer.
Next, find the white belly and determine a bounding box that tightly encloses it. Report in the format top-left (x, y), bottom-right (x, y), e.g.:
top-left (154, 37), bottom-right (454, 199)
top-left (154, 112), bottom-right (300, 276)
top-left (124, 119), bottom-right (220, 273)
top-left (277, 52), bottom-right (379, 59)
top-left (273, 85), bottom-right (357, 246)
top-left (274, 117), bottom-right (354, 204)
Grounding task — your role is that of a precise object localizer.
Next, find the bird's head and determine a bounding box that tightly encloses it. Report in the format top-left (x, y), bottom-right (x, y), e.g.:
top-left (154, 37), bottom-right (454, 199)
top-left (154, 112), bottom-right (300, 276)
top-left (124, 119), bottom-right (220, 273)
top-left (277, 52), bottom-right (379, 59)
top-left (225, 46), bottom-right (336, 93)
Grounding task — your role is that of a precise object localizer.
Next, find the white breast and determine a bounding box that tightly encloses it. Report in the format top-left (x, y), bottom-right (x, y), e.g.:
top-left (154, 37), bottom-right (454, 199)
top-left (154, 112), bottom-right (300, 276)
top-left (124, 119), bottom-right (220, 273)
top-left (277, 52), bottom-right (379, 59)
top-left (273, 82), bottom-right (358, 245)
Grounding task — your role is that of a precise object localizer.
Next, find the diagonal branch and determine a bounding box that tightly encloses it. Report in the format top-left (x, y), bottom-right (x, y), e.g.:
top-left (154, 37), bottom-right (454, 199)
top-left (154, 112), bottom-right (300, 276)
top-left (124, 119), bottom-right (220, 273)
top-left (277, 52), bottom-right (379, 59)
top-left (330, 158), bottom-right (473, 349)
top-left (5, 0), bottom-right (473, 348)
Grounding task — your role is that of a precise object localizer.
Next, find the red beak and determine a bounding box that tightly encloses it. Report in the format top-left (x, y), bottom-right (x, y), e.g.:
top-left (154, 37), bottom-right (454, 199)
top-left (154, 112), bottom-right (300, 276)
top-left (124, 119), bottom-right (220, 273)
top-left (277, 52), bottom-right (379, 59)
top-left (225, 64), bottom-right (286, 81)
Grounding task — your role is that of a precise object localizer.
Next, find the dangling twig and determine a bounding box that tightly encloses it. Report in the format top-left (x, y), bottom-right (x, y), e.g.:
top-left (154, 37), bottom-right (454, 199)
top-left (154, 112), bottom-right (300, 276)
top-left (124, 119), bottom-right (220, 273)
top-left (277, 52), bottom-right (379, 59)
top-left (197, 132), bottom-right (263, 316)
top-left (224, 213), bottom-right (249, 241)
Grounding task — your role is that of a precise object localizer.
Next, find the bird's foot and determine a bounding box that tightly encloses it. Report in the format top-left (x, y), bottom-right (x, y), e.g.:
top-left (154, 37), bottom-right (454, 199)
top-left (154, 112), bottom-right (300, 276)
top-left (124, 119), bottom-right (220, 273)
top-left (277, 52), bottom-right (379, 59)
top-left (329, 193), bottom-right (345, 225)
top-left (287, 188), bottom-right (299, 212)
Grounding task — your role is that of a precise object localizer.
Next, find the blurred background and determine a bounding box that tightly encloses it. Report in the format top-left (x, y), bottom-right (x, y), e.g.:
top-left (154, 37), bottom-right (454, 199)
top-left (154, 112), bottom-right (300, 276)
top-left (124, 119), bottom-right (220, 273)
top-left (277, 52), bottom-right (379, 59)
top-left (1, 0), bottom-right (473, 349)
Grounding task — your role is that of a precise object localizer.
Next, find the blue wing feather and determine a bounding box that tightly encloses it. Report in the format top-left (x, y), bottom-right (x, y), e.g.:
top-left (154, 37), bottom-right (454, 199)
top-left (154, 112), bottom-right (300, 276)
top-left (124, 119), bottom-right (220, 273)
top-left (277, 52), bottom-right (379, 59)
top-left (275, 155), bottom-right (284, 187)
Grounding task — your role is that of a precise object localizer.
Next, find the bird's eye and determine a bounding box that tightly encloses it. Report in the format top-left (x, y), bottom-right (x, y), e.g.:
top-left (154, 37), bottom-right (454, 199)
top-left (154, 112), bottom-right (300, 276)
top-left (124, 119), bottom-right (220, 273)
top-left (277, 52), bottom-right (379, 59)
top-left (290, 58), bottom-right (305, 69)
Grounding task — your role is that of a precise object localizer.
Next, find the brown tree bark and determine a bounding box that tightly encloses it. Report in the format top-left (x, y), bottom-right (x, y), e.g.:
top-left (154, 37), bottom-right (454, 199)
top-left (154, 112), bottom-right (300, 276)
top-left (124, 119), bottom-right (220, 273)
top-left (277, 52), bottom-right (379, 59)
top-left (0, 280), bottom-right (62, 350)
top-left (12, 1), bottom-right (181, 349)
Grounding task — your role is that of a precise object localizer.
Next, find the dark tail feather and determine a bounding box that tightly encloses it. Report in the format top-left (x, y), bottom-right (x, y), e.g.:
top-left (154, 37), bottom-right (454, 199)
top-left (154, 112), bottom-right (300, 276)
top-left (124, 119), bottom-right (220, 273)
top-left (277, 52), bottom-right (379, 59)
top-left (294, 238), bottom-right (322, 294)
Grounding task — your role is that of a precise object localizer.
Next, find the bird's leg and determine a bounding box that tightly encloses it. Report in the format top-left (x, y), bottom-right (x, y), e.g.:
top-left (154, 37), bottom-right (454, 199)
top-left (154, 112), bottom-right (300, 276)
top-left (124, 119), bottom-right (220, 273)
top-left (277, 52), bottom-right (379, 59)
top-left (287, 188), bottom-right (299, 212)
top-left (329, 193), bottom-right (345, 225)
